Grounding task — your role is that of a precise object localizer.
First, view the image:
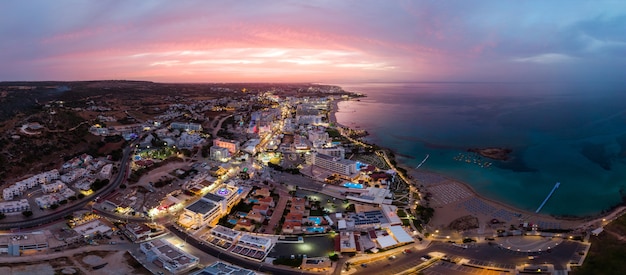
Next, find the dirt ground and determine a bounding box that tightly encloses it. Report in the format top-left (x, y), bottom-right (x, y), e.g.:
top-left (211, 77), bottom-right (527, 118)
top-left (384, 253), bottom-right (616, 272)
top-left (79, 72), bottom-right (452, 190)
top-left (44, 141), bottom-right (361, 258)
top-left (0, 249), bottom-right (150, 275)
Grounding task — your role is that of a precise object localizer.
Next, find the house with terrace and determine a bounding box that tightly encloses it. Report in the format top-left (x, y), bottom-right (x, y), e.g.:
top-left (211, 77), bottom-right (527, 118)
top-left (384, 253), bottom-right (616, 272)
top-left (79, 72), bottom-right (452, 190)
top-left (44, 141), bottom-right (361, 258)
top-left (230, 234), bottom-right (274, 261)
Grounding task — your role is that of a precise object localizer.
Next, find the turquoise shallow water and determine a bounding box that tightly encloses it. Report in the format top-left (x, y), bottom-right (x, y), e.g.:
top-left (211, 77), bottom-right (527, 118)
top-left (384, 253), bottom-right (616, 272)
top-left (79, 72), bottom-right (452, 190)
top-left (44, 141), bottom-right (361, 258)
top-left (334, 82), bottom-right (626, 217)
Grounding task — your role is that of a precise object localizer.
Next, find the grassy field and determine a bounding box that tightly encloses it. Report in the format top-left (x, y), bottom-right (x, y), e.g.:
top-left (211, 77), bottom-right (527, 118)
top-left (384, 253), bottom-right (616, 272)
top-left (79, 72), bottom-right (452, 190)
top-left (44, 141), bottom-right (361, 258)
top-left (571, 214), bottom-right (626, 275)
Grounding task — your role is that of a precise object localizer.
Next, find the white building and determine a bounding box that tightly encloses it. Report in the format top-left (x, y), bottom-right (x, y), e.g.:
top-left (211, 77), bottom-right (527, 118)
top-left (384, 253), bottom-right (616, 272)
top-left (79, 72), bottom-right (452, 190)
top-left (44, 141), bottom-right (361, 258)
top-left (316, 146), bottom-right (345, 159)
top-left (140, 239), bottom-right (199, 274)
top-left (238, 234), bottom-right (273, 253)
top-left (99, 164), bottom-right (113, 179)
top-left (60, 168), bottom-right (88, 183)
top-left (178, 132), bottom-right (205, 149)
top-left (311, 153), bottom-right (357, 176)
top-left (2, 170), bottom-right (60, 200)
top-left (339, 231), bottom-right (357, 253)
top-left (210, 146), bottom-right (230, 162)
top-left (35, 188), bottom-right (76, 209)
top-left (178, 200), bottom-right (220, 230)
top-left (41, 180), bottom-right (67, 193)
top-left (170, 122), bottom-right (202, 131)
top-left (178, 184), bottom-right (248, 229)
top-left (293, 135), bottom-right (310, 151)
top-left (191, 261), bottom-right (255, 275)
top-left (308, 128), bottom-right (330, 146)
top-left (345, 187), bottom-right (393, 206)
top-left (0, 199), bottom-right (30, 214)
top-left (210, 225), bottom-right (241, 242)
top-left (230, 233), bottom-right (275, 261)
top-left (381, 204), bottom-right (403, 226)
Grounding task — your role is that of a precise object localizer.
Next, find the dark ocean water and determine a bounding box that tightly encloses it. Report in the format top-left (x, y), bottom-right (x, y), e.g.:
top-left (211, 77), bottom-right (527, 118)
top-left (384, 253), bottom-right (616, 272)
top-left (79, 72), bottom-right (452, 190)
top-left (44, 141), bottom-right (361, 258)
top-left (334, 82), bottom-right (626, 217)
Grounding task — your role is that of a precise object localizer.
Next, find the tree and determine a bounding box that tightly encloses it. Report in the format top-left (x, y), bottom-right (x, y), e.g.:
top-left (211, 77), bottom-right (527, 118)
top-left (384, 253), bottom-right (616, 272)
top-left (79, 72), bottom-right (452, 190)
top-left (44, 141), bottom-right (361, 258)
top-left (22, 210), bottom-right (33, 217)
top-left (0, 212), bottom-right (5, 220)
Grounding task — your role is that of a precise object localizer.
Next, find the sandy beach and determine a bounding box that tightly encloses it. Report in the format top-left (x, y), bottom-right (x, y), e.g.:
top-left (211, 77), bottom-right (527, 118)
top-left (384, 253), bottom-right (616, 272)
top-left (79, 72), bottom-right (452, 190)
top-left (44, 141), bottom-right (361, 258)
top-left (330, 96), bottom-right (621, 235)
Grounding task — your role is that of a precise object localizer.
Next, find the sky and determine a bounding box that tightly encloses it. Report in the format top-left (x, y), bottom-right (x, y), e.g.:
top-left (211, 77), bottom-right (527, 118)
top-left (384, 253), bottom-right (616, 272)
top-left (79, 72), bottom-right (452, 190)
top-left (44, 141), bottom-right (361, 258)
top-left (1, 0), bottom-right (625, 83)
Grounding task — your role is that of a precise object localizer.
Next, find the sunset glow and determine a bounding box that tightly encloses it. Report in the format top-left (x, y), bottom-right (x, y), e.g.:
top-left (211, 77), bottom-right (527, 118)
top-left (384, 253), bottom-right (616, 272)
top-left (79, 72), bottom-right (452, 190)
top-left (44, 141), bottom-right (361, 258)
top-left (1, 1), bottom-right (625, 82)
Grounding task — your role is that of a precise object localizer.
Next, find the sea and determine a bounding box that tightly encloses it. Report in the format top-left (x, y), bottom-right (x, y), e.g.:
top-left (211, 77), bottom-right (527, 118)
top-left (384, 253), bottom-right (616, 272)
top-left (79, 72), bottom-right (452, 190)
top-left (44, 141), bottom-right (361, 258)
top-left (334, 82), bottom-right (626, 217)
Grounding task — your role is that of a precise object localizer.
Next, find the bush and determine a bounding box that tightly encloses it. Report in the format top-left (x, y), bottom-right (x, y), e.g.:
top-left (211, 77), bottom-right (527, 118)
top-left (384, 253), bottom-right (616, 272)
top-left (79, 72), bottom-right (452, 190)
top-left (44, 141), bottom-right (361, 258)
top-left (77, 193), bottom-right (85, 199)
top-left (329, 253), bottom-right (340, 261)
top-left (91, 179), bottom-right (110, 191)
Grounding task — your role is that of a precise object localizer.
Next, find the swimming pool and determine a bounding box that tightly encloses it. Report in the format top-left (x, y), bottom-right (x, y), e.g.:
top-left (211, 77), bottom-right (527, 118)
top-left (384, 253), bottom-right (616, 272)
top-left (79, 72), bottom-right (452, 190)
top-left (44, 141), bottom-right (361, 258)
top-left (308, 216), bottom-right (322, 225)
top-left (306, 227), bottom-right (325, 233)
top-left (228, 219), bottom-right (238, 225)
top-left (343, 182), bottom-right (364, 189)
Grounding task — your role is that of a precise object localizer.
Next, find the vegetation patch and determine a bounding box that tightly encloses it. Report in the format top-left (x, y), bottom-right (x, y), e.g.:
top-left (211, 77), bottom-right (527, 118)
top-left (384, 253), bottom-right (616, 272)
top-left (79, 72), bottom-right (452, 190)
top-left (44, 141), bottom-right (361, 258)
top-left (571, 214), bottom-right (626, 275)
top-left (448, 215), bottom-right (479, 231)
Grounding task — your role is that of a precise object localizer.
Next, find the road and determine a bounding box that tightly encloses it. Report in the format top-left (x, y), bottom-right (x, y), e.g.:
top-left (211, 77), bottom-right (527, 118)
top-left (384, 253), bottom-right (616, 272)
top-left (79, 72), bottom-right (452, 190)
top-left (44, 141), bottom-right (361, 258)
top-left (0, 144), bottom-right (134, 230)
top-left (349, 240), bottom-right (584, 275)
top-left (167, 225), bottom-right (319, 275)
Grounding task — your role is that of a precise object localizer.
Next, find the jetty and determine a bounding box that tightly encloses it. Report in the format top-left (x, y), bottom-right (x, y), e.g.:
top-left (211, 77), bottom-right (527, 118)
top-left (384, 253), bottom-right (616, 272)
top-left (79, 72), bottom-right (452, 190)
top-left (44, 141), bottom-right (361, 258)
top-left (536, 182), bottom-right (560, 213)
top-left (415, 154), bottom-right (429, 169)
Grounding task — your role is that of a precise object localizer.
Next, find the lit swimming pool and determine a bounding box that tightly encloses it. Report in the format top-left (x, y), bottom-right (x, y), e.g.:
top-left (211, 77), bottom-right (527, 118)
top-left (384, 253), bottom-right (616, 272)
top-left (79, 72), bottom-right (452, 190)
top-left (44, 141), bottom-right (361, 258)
top-left (306, 227), bottom-right (325, 233)
top-left (308, 216), bottom-right (322, 225)
top-left (228, 219), bottom-right (238, 225)
top-left (343, 182), bottom-right (364, 189)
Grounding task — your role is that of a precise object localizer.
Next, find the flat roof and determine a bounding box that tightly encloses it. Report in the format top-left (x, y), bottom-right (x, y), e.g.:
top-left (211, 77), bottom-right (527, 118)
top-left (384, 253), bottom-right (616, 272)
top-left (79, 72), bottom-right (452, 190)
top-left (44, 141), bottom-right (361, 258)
top-left (239, 234), bottom-right (272, 246)
top-left (192, 261), bottom-right (255, 275)
top-left (211, 225), bottom-right (240, 238)
top-left (389, 225), bottom-right (414, 243)
top-left (203, 192), bottom-right (226, 202)
top-left (186, 200), bottom-right (218, 214)
top-left (376, 235), bottom-right (397, 249)
top-left (315, 153), bottom-right (355, 165)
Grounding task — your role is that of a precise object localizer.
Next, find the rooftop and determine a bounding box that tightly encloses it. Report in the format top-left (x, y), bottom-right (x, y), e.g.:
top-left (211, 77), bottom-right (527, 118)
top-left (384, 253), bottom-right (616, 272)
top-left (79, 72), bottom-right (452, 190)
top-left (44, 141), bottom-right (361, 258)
top-left (239, 234), bottom-right (272, 246)
top-left (203, 192), bottom-right (226, 202)
top-left (186, 200), bottom-right (218, 214)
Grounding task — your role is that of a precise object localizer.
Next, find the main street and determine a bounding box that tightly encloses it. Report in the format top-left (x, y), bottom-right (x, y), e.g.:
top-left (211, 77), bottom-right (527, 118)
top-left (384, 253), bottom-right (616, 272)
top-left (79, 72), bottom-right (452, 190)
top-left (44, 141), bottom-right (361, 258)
top-left (0, 143), bottom-right (134, 230)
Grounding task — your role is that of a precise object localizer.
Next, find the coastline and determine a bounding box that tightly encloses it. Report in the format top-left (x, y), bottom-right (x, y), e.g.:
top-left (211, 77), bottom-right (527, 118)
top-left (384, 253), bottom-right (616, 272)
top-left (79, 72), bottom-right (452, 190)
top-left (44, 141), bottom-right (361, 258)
top-left (330, 95), bottom-right (623, 231)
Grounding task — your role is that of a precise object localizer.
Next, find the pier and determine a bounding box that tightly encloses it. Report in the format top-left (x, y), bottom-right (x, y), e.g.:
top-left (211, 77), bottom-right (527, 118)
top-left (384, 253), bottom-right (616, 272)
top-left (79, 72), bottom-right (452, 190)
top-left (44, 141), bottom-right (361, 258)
top-left (415, 154), bottom-right (429, 169)
top-left (536, 182), bottom-right (560, 213)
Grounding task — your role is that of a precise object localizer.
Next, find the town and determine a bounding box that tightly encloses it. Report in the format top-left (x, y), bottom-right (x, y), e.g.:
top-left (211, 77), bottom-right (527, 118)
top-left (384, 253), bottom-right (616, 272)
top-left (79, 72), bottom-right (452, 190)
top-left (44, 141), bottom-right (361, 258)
top-left (0, 82), bottom-right (621, 275)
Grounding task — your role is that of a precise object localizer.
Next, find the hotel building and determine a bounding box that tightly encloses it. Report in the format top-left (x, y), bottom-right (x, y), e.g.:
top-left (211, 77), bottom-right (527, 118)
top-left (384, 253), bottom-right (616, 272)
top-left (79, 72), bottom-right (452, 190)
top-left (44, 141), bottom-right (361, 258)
top-left (178, 184), bottom-right (248, 229)
top-left (311, 153), bottom-right (357, 177)
top-left (213, 138), bottom-right (240, 155)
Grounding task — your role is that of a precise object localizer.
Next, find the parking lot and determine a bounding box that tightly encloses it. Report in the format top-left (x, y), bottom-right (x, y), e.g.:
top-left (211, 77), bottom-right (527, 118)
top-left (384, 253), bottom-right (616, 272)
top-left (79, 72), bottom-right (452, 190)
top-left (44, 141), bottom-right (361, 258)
top-left (351, 239), bottom-right (587, 275)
